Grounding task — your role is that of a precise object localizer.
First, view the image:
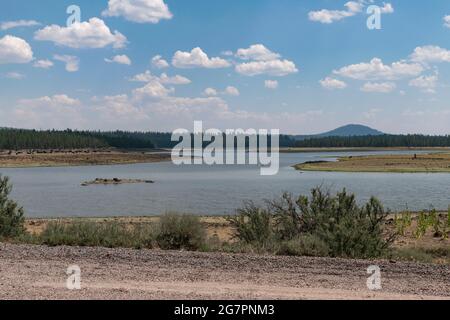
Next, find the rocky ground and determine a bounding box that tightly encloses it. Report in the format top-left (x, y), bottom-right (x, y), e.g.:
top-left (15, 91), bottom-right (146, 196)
top-left (0, 243), bottom-right (449, 300)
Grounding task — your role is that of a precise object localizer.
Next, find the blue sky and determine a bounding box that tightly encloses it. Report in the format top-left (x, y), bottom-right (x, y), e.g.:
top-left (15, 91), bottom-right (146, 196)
top-left (1, 0), bottom-right (450, 134)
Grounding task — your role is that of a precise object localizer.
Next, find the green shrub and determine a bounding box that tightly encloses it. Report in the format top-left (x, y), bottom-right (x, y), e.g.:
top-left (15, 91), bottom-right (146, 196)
top-left (38, 221), bottom-right (155, 248)
top-left (277, 234), bottom-right (330, 257)
top-left (156, 213), bottom-right (206, 250)
top-left (414, 212), bottom-right (430, 239)
top-left (232, 188), bottom-right (394, 259)
top-left (0, 175), bottom-right (25, 239)
top-left (395, 212), bottom-right (412, 236)
top-left (227, 202), bottom-right (273, 246)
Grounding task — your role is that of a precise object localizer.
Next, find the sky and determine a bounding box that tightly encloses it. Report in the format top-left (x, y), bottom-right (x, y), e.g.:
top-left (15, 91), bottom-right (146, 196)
top-left (1, 0), bottom-right (450, 134)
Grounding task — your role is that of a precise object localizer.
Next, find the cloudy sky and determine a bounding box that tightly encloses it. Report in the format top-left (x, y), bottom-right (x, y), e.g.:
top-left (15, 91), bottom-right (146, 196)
top-left (1, 0), bottom-right (450, 134)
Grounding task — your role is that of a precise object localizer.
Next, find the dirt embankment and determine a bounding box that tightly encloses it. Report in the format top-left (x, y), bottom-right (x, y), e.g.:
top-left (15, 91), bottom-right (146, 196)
top-left (0, 243), bottom-right (449, 300)
top-left (0, 150), bottom-right (171, 168)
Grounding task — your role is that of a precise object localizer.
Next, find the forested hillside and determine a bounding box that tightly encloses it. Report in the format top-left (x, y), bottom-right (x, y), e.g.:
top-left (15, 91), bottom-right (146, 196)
top-left (295, 135), bottom-right (450, 148)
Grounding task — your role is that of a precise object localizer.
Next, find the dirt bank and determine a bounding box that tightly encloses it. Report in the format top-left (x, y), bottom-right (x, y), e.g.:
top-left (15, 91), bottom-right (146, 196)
top-left (0, 243), bottom-right (448, 300)
top-left (0, 150), bottom-right (171, 168)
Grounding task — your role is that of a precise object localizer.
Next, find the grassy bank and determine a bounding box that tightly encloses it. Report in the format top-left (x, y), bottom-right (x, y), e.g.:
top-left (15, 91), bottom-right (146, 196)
top-left (294, 153), bottom-right (450, 173)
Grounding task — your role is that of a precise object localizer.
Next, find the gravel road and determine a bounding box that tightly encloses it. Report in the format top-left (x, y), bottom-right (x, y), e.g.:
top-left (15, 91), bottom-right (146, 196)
top-left (0, 243), bottom-right (449, 300)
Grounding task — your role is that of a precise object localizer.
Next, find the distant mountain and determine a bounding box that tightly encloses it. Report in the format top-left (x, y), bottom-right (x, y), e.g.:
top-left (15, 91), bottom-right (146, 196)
top-left (293, 124), bottom-right (384, 141)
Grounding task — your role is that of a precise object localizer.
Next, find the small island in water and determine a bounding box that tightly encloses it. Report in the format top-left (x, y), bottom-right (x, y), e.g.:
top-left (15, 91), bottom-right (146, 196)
top-left (81, 178), bottom-right (155, 186)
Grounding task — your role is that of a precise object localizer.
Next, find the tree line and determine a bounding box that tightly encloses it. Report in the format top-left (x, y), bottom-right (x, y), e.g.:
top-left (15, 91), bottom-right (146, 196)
top-left (294, 134), bottom-right (450, 148)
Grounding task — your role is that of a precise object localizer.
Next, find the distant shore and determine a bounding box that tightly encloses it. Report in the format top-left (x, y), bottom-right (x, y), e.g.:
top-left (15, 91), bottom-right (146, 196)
top-left (281, 147), bottom-right (450, 153)
top-left (0, 149), bottom-right (171, 168)
top-left (294, 152), bottom-right (450, 173)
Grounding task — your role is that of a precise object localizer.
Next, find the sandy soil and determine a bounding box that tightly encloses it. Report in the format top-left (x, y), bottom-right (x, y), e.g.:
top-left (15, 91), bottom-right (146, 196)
top-left (0, 150), bottom-right (171, 168)
top-left (0, 243), bottom-right (449, 300)
top-left (295, 153), bottom-right (450, 173)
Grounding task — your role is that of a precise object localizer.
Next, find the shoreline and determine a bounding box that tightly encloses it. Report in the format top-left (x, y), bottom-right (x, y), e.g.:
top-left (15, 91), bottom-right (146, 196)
top-left (294, 152), bottom-right (450, 173)
top-left (0, 149), bottom-right (172, 168)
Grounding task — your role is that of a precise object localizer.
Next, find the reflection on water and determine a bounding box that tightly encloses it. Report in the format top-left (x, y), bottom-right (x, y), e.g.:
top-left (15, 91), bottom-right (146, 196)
top-left (0, 150), bottom-right (448, 217)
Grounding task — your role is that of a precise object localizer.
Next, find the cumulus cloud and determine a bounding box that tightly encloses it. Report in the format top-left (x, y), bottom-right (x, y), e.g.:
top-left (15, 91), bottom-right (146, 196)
top-left (361, 82), bottom-right (396, 93)
top-left (264, 80), bottom-right (279, 89)
top-left (133, 80), bottom-right (173, 98)
top-left (236, 59), bottom-right (298, 76)
top-left (309, 1), bottom-right (393, 24)
top-left (319, 77), bottom-right (347, 90)
top-left (0, 35), bottom-right (33, 64)
top-left (33, 59), bottom-right (54, 69)
top-left (308, 1), bottom-right (364, 24)
top-left (34, 18), bottom-right (127, 49)
top-left (333, 58), bottom-right (423, 81)
top-left (224, 86), bottom-right (240, 96)
top-left (102, 0), bottom-right (173, 24)
top-left (409, 74), bottom-right (438, 94)
top-left (444, 15), bottom-right (450, 28)
top-left (105, 54), bottom-right (132, 65)
top-left (172, 47), bottom-right (231, 69)
top-left (236, 44), bottom-right (281, 61)
top-left (410, 46), bottom-right (450, 64)
top-left (0, 20), bottom-right (40, 30)
top-left (129, 70), bottom-right (191, 85)
top-left (152, 55), bottom-right (169, 69)
top-left (53, 55), bottom-right (79, 72)
top-left (235, 44), bottom-right (298, 77)
top-left (203, 88), bottom-right (218, 97)
top-left (12, 94), bottom-right (84, 129)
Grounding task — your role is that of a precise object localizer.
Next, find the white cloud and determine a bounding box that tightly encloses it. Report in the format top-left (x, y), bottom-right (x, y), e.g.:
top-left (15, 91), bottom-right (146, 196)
top-left (224, 86), bottom-right (240, 96)
top-left (264, 80), bottom-right (279, 89)
top-left (0, 35), bottom-right (33, 64)
top-left (4, 72), bottom-right (25, 80)
top-left (380, 3), bottom-right (394, 14)
top-left (0, 20), bottom-right (40, 30)
top-left (236, 44), bottom-right (281, 61)
top-left (308, 1), bottom-right (363, 24)
top-left (444, 15), bottom-right (450, 28)
top-left (34, 18), bottom-right (127, 49)
top-left (105, 54), bottom-right (132, 65)
top-left (361, 82), bottom-right (396, 93)
top-left (236, 59), bottom-right (298, 77)
top-left (152, 55), bottom-right (169, 69)
top-left (12, 95), bottom-right (84, 129)
top-left (410, 45), bottom-right (450, 64)
top-left (129, 70), bottom-right (191, 85)
top-left (172, 47), bottom-right (231, 69)
top-left (409, 74), bottom-right (438, 94)
top-left (309, 1), bottom-right (393, 24)
top-left (33, 59), bottom-right (54, 69)
top-left (334, 58), bottom-right (423, 81)
top-left (102, 0), bottom-right (172, 24)
top-left (203, 88), bottom-right (218, 97)
top-left (54, 55), bottom-right (79, 72)
top-left (133, 80), bottom-right (173, 98)
top-left (319, 77), bottom-right (347, 90)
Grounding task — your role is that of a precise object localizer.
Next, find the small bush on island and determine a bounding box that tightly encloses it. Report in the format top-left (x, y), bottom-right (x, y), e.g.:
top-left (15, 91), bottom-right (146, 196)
top-left (229, 187), bottom-right (395, 259)
top-left (0, 175), bottom-right (25, 239)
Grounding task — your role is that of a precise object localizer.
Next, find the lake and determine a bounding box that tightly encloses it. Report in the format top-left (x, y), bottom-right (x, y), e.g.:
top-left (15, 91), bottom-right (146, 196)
top-left (1, 150), bottom-right (449, 217)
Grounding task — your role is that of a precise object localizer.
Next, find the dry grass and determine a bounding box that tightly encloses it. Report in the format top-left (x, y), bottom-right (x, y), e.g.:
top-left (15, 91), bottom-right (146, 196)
top-left (295, 153), bottom-right (450, 173)
top-left (0, 150), bottom-right (170, 168)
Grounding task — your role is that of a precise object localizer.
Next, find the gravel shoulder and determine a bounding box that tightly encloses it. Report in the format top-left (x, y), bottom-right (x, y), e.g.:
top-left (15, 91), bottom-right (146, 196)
top-left (0, 243), bottom-right (449, 300)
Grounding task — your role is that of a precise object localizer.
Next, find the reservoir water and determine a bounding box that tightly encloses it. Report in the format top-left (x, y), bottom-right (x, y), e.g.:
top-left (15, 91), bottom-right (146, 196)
top-left (1, 150), bottom-right (449, 217)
